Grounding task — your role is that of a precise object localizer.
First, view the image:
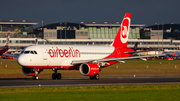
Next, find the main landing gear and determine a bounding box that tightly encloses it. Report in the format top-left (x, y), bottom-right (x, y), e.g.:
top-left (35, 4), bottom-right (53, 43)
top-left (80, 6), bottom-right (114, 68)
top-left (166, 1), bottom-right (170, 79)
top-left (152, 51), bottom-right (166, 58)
top-left (89, 74), bottom-right (99, 80)
top-left (52, 69), bottom-right (61, 80)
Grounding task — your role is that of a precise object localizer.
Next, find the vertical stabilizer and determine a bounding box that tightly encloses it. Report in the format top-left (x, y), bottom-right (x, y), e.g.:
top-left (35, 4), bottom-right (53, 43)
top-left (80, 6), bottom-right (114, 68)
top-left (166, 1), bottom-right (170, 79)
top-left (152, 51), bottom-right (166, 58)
top-left (173, 51), bottom-right (177, 57)
top-left (5, 33), bottom-right (10, 46)
top-left (112, 13), bottom-right (131, 47)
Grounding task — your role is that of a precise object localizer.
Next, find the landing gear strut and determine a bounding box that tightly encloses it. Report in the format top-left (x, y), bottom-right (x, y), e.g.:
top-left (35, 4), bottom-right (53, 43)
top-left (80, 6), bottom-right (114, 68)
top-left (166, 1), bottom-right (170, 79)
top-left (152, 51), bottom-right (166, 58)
top-left (89, 74), bottom-right (99, 80)
top-left (52, 69), bottom-right (61, 80)
top-left (32, 68), bottom-right (38, 80)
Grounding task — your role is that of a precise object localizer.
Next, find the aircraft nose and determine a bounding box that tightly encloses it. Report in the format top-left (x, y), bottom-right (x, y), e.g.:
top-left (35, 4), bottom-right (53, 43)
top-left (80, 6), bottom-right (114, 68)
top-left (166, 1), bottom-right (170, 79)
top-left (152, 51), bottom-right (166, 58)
top-left (17, 55), bottom-right (26, 66)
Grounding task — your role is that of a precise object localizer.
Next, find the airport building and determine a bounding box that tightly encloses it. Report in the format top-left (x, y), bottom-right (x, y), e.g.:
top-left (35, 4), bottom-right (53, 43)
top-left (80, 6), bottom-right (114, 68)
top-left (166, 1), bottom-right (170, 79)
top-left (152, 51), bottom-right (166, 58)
top-left (0, 20), bottom-right (180, 52)
top-left (0, 20), bottom-right (38, 38)
top-left (34, 22), bottom-right (145, 39)
top-left (140, 23), bottom-right (180, 40)
top-left (0, 37), bottom-right (179, 52)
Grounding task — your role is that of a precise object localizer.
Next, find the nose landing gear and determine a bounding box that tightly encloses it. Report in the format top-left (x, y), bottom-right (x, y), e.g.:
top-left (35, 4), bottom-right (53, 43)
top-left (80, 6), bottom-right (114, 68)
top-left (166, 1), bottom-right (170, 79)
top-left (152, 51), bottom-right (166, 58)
top-left (32, 68), bottom-right (39, 80)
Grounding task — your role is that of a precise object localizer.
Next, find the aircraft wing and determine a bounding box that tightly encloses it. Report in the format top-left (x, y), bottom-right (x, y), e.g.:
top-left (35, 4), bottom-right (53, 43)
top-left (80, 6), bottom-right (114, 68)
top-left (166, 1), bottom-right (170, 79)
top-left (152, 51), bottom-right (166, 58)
top-left (71, 54), bottom-right (166, 65)
top-left (124, 50), bottom-right (148, 54)
top-left (3, 53), bottom-right (19, 58)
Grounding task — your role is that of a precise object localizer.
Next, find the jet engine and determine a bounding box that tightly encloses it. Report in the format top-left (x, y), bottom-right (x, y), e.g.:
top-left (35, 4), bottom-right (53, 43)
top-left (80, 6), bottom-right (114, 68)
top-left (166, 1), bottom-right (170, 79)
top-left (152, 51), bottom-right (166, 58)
top-left (22, 66), bottom-right (42, 76)
top-left (79, 63), bottom-right (100, 76)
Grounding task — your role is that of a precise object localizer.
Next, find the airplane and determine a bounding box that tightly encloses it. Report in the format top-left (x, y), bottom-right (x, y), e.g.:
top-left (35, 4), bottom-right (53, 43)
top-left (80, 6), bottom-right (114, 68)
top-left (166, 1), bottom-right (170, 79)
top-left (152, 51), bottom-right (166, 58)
top-left (163, 51), bottom-right (180, 60)
top-left (16, 13), bottom-right (165, 80)
top-left (0, 33), bottom-right (10, 56)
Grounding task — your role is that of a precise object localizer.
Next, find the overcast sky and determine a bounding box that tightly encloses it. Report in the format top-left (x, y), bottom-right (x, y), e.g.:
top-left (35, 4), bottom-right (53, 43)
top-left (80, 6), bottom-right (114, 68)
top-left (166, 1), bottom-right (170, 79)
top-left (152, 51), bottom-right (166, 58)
top-left (0, 0), bottom-right (179, 27)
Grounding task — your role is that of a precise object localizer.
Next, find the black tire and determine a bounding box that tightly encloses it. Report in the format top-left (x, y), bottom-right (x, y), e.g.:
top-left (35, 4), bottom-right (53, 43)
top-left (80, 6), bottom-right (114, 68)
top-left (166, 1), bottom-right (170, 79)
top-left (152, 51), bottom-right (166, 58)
top-left (94, 74), bottom-right (99, 80)
top-left (32, 76), bottom-right (38, 80)
top-left (52, 73), bottom-right (57, 80)
top-left (57, 73), bottom-right (61, 80)
top-left (89, 76), bottom-right (94, 80)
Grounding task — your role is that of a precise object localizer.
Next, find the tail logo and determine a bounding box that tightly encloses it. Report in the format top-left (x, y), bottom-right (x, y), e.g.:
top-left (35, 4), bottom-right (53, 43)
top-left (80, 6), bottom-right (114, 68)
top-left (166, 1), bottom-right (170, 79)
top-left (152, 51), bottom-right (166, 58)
top-left (120, 17), bottom-right (130, 44)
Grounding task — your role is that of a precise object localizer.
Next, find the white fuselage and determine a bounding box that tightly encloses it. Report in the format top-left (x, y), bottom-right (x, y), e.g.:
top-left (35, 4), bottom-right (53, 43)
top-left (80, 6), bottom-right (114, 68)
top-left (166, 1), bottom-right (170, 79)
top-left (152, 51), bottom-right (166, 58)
top-left (17, 45), bottom-right (115, 67)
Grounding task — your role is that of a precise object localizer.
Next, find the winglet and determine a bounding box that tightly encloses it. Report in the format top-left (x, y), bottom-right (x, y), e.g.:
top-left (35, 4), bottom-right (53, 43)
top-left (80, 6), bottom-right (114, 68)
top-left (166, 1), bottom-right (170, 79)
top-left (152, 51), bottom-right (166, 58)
top-left (111, 13), bottom-right (131, 48)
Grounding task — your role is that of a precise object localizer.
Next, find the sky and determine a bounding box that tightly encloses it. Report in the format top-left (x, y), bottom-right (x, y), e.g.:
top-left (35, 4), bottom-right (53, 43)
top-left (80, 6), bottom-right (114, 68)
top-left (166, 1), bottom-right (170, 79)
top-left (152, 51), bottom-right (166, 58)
top-left (0, 0), bottom-right (180, 27)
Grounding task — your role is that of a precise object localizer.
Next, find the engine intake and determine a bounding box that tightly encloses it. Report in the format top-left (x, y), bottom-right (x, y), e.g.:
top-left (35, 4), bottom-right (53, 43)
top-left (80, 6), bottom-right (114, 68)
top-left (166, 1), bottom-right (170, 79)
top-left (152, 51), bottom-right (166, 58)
top-left (79, 63), bottom-right (100, 76)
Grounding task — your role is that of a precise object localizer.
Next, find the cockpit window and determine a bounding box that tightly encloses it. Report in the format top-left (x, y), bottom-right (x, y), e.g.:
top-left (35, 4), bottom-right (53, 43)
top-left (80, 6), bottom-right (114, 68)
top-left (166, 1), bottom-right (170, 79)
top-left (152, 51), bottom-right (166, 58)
top-left (34, 51), bottom-right (37, 54)
top-left (30, 51), bottom-right (34, 54)
top-left (23, 50), bottom-right (37, 54)
top-left (24, 51), bottom-right (30, 54)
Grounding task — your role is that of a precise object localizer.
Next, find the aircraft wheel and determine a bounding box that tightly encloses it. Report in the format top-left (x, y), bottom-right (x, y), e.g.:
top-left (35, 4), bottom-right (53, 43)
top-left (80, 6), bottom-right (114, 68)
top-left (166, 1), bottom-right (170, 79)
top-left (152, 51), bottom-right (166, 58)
top-left (57, 73), bottom-right (61, 80)
top-left (94, 74), bottom-right (99, 80)
top-left (89, 76), bottom-right (94, 80)
top-left (52, 73), bottom-right (57, 80)
top-left (32, 76), bottom-right (38, 80)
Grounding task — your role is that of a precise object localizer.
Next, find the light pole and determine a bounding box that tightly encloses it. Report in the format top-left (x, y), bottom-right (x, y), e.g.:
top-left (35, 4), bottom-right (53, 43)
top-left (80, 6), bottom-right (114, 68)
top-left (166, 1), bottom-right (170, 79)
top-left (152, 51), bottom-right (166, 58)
top-left (60, 22), bottom-right (62, 39)
top-left (65, 22), bottom-right (67, 43)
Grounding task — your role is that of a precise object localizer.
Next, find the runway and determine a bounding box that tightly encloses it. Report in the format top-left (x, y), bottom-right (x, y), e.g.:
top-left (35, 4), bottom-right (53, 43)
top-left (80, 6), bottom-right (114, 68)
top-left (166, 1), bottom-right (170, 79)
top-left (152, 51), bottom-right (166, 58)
top-left (1, 77), bottom-right (180, 88)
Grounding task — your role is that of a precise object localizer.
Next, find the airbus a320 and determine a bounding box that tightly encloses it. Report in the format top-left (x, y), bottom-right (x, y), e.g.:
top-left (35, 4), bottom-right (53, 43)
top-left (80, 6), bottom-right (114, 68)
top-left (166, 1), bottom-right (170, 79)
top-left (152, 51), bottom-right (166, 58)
top-left (16, 13), bottom-right (164, 80)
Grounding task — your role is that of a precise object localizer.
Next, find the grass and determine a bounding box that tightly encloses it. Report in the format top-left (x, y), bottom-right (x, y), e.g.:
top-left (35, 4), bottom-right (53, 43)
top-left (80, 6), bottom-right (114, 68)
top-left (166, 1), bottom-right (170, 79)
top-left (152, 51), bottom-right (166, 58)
top-left (1, 84), bottom-right (180, 101)
top-left (1, 60), bottom-right (180, 100)
top-left (1, 59), bottom-right (180, 79)
top-left (102, 60), bottom-right (180, 77)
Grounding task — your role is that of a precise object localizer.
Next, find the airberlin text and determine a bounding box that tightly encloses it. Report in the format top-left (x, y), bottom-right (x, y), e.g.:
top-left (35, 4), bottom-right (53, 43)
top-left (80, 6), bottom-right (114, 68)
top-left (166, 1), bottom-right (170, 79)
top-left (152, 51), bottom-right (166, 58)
top-left (49, 47), bottom-right (80, 58)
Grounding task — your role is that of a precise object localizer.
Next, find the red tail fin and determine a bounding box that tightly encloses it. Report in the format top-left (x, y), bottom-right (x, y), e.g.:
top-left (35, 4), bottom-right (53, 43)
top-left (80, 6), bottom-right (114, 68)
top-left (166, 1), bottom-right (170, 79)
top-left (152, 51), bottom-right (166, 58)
top-left (5, 33), bottom-right (10, 46)
top-left (173, 51), bottom-right (177, 57)
top-left (112, 13), bottom-right (131, 47)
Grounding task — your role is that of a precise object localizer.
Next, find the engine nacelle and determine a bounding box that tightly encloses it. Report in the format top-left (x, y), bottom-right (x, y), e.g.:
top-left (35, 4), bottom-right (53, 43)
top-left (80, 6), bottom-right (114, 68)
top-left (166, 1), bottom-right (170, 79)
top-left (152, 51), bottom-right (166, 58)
top-left (79, 63), bottom-right (100, 76)
top-left (22, 67), bottom-right (42, 76)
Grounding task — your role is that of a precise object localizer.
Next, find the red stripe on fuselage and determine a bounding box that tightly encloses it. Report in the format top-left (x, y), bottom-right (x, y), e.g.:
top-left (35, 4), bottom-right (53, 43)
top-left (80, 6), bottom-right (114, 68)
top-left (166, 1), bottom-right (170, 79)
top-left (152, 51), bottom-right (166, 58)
top-left (24, 65), bottom-right (80, 70)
